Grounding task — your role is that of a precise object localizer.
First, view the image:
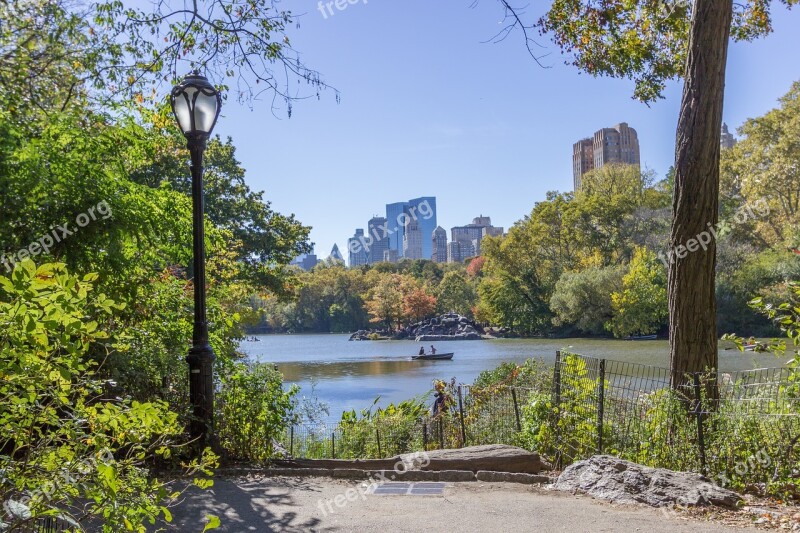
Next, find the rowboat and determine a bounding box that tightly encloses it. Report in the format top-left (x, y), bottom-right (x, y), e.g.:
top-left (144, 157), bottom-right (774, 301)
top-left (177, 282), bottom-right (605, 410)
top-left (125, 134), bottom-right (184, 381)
top-left (412, 352), bottom-right (454, 361)
top-left (625, 334), bottom-right (657, 340)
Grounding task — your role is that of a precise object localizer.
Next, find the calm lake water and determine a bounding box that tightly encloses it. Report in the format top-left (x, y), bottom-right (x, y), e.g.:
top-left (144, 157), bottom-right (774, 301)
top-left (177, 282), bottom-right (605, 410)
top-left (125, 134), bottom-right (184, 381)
top-left (240, 334), bottom-right (783, 421)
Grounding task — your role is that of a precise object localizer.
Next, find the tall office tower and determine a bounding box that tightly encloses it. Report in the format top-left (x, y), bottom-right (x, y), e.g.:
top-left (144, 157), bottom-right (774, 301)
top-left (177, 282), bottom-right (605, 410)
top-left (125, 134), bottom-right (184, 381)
top-left (328, 244), bottom-right (345, 264)
top-left (385, 202), bottom-right (409, 257)
top-left (447, 241), bottom-right (462, 264)
top-left (450, 216), bottom-right (501, 257)
top-left (573, 138), bottom-right (594, 191)
top-left (348, 229), bottom-right (369, 267)
top-left (385, 197), bottom-right (437, 259)
top-left (573, 123), bottom-right (640, 191)
top-left (383, 249), bottom-right (399, 263)
top-left (432, 226), bottom-right (448, 263)
top-left (720, 123), bottom-right (737, 149)
top-left (406, 197), bottom-right (437, 259)
top-left (403, 218), bottom-right (423, 260)
top-left (367, 216), bottom-right (389, 264)
top-left (447, 239), bottom-right (475, 264)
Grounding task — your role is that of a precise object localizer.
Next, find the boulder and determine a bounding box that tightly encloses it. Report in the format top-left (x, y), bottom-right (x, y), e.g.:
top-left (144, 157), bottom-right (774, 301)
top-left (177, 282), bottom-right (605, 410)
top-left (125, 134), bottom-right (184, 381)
top-left (553, 455), bottom-right (742, 509)
top-left (402, 444), bottom-right (548, 474)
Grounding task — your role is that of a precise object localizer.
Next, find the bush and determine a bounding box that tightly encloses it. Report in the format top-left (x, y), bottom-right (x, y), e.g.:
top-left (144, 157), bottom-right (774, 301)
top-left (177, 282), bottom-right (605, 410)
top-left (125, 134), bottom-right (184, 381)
top-left (0, 261), bottom-right (216, 532)
top-left (216, 362), bottom-right (299, 462)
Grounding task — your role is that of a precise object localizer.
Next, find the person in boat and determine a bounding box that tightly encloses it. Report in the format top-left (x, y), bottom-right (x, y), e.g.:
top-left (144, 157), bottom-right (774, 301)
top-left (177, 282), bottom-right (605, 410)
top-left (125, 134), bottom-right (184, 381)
top-left (430, 345), bottom-right (437, 355)
top-left (418, 346), bottom-right (425, 356)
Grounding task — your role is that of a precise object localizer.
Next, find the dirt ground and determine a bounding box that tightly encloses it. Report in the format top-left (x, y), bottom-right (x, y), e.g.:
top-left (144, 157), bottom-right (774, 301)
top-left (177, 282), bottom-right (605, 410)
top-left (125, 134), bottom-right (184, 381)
top-left (150, 475), bottom-right (797, 532)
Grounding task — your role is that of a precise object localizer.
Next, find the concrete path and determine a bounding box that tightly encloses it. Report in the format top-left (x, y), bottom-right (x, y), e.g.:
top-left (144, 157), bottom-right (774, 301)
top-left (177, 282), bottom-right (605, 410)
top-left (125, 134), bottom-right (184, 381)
top-left (158, 476), bottom-right (760, 533)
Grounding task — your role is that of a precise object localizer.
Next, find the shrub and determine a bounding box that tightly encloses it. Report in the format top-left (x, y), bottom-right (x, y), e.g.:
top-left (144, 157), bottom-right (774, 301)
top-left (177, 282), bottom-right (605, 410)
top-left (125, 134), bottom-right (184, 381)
top-left (0, 261), bottom-right (216, 532)
top-left (216, 362), bottom-right (299, 462)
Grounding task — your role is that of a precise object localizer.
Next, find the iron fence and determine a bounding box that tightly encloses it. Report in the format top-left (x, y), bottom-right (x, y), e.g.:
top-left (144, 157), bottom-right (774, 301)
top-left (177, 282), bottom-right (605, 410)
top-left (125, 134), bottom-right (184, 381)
top-left (279, 351), bottom-right (799, 492)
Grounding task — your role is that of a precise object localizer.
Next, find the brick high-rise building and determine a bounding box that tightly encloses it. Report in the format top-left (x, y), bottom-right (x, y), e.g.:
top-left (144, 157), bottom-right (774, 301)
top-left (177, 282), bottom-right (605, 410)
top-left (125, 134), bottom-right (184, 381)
top-left (573, 123), bottom-right (640, 191)
top-left (572, 138), bottom-right (594, 191)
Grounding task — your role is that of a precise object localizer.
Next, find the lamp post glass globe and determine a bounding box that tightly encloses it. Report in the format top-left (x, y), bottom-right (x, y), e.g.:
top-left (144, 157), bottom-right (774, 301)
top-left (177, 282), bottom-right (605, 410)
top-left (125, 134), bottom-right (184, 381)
top-left (170, 72), bottom-right (221, 138)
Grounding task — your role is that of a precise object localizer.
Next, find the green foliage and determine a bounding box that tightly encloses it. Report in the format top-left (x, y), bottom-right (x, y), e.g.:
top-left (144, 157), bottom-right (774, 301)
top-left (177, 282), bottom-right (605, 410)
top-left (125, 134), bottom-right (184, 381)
top-left (217, 363), bottom-right (299, 463)
top-left (436, 271), bottom-right (476, 317)
top-left (607, 247), bottom-right (668, 337)
top-left (550, 265), bottom-right (625, 335)
top-left (537, 1), bottom-right (797, 103)
top-left (721, 81), bottom-right (800, 246)
top-left (0, 261), bottom-right (216, 532)
top-left (0, 0), bottom-right (330, 121)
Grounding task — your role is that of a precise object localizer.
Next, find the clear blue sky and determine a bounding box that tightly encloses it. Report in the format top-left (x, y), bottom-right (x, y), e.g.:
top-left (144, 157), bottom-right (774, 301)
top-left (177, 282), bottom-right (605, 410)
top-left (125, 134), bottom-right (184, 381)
top-left (212, 2), bottom-right (800, 260)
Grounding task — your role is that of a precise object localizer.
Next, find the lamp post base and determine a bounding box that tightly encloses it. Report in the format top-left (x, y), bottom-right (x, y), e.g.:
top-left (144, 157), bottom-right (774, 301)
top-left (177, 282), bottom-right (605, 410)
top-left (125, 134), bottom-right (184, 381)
top-left (187, 343), bottom-right (216, 447)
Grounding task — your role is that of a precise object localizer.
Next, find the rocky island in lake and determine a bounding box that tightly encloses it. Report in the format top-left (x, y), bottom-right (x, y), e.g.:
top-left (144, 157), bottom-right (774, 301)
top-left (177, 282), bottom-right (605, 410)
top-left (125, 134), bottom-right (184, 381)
top-left (349, 313), bottom-right (496, 341)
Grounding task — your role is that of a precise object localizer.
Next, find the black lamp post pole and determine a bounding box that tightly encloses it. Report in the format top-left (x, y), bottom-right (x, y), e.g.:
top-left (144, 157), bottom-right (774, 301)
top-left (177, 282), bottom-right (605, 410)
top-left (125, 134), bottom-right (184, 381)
top-left (186, 134), bottom-right (216, 446)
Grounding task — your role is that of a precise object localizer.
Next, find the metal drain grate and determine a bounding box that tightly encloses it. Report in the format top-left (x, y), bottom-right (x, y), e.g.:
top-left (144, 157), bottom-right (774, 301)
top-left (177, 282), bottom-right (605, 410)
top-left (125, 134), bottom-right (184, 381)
top-left (371, 482), bottom-right (446, 496)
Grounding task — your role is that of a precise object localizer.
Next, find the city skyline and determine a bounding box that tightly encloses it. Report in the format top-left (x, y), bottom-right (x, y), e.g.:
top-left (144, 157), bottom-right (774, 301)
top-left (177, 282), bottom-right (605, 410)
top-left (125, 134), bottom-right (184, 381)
top-left (212, 2), bottom-right (800, 262)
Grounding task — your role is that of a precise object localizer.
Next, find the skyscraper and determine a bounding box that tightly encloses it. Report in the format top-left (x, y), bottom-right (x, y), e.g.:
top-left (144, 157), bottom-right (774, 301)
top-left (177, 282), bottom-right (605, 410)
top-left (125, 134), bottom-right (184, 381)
top-left (367, 216), bottom-right (389, 264)
top-left (451, 216), bottom-right (502, 257)
top-left (572, 138), bottom-right (594, 191)
top-left (385, 197), bottom-right (437, 259)
top-left (328, 244), bottom-right (345, 264)
top-left (385, 201), bottom-right (408, 256)
top-left (573, 123), bottom-right (640, 191)
top-left (432, 226), bottom-right (448, 263)
top-left (720, 123), bottom-right (736, 149)
top-left (403, 218), bottom-right (423, 260)
top-left (407, 197), bottom-right (437, 260)
top-left (348, 229), bottom-right (368, 267)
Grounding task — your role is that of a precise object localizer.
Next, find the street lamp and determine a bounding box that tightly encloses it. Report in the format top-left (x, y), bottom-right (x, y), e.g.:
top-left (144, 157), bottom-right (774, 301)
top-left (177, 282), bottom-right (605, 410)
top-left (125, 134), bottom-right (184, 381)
top-left (170, 72), bottom-right (222, 446)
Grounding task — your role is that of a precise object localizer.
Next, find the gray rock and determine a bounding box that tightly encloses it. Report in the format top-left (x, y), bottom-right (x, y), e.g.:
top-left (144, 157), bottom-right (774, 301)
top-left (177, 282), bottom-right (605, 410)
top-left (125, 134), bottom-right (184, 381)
top-left (553, 455), bottom-right (742, 509)
top-left (402, 444), bottom-right (548, 474)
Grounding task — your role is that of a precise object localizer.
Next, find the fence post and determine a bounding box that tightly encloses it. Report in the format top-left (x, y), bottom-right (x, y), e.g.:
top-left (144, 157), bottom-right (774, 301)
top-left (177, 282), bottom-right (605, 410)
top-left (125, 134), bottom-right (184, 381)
top-left (331, 432), bottom-right (336, 459)
top-left (457, 385), bottom-right (467, 447)
top-left (422, 418), bottom-right (428, 451)
top-left (376, 427), bottom-right (382, 458)
top-left (597, 359), bottom-right (606, 455)
top-left (553, 351), bottom-right (563, 470)
top-left (290, 425), bottom-right (294, 457)
top-left (692, 373), bottom-right (708, 476)
top-left (554, 351), bottom-right (562, 409)
top-left (511, 387), bottom-right (522, 432)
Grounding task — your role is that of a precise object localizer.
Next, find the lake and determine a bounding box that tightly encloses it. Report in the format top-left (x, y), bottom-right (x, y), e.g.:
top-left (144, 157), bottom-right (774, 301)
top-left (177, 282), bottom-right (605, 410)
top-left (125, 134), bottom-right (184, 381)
top-left (240, 334), bottom-right (783, 421)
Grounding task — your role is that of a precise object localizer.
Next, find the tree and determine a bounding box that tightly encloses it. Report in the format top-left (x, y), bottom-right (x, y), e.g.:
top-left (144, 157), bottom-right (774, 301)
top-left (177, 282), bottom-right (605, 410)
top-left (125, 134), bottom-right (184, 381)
top-left (436, 271), bottom-right (476, 317)
top-left (721, 81), bottom-right (800, 245)
top-left (550, 265), bottom-right (625, 335)
top-left (403, 286), bottom-right (437, 323)
top-left (0, 0), bottom-right (331, 121)
top-left (500, 0), bottom-right (798, 387)
top-left (607, 248), bottom-right (669, 338)
top-left (364, 274), bottom-right (404, 329)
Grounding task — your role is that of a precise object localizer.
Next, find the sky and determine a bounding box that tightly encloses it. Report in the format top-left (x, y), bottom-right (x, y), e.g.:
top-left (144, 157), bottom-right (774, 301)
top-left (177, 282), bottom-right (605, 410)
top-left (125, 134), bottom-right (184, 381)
top-left (211, 1), bottom-right (800, 261)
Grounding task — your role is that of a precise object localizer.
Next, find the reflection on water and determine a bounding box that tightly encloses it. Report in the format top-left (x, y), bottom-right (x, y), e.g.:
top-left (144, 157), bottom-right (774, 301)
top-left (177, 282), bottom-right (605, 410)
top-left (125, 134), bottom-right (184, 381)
top-left (277, 358), bottom-right (441, 381)
top-left (240, 334), bottom-right (783, 421)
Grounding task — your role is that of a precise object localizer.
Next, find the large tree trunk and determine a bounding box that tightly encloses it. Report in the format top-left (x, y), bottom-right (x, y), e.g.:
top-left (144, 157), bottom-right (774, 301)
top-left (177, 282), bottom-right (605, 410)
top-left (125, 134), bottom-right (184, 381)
top-left (668, 0), bottom-right (732, 390)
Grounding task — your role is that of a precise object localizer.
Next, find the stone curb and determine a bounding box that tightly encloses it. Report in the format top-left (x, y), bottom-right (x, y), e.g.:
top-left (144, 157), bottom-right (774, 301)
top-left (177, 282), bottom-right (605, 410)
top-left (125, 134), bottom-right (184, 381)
top-left (246, 467), bottom-right (548, 485)
top-left (476, 471), bottom-right (551, 484)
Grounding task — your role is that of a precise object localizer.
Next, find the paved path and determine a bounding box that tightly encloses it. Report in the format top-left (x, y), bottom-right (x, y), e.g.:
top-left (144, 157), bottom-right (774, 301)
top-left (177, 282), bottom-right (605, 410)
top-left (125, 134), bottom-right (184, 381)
top-left (159, 476), bottom-right (760, 533)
